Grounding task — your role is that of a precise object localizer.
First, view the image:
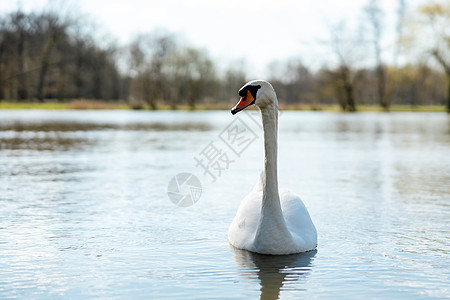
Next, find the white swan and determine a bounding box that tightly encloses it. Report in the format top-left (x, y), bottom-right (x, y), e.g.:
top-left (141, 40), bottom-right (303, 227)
top-left (228, 80), bottom-right (317, 255)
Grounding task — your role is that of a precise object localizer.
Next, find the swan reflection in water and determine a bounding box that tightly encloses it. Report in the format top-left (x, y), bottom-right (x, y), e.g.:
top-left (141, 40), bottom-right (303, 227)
top-left (231, 246), bottom-right (317, 300)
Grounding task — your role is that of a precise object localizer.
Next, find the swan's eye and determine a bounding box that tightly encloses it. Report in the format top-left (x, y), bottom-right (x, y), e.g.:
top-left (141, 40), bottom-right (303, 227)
top-left (248, 85), bottom-right (261, 100)
top-left (239, 85), bottom-right (261, 99)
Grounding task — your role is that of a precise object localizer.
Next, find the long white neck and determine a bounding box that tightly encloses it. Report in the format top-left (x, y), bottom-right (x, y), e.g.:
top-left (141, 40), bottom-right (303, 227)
top-left (261, 102), bottom-right (279, 202)
top-left (253, 100), bottom-right (293, 251)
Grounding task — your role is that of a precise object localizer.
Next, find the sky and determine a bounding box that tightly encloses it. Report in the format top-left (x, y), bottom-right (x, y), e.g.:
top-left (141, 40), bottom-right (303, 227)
top-left (2, 0), bottom-right (426, 77)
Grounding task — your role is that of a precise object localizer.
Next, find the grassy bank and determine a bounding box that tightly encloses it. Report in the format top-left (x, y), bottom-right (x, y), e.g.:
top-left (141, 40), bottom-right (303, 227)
top-left (0, 100), bottom-right (447, 112)
top-left (279, 104), bottom-right (447, 112)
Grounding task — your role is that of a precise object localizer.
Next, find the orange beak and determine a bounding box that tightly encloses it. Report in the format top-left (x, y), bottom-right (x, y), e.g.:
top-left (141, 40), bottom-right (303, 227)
top-left (231, 90), bottom-right (255, 115)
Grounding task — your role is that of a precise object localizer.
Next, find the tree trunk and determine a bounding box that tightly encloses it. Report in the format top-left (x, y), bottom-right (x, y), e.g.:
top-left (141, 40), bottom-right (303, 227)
top-left (0, 43), bottom-right (5, 100)
top-left (74, 47), bottom-right (83, 98)
top-left (377, 65), bottom-right (389, 111)
top-left (344, 81), bottom-right (356, 112)
top-left (431, 49), bottom-right (450, 113)
top-left (341, 67), bottom-right (356, 112)
top-left (0, 67), bottom-right (4, 100)
top-left (447, 73), bottom-right (450, 113)
top-left (16, 31), bottom-right (28, 100)
top-left (37, 33), bottom-right (55, 102)
top-left (0, 77), bottom-right (4, 100)
top-left (188, 97), bottom-right (195, 110)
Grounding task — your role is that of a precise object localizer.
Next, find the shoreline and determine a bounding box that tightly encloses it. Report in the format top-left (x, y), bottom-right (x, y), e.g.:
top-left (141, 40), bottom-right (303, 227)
top-left (0, 100), bottom-right (446, 113)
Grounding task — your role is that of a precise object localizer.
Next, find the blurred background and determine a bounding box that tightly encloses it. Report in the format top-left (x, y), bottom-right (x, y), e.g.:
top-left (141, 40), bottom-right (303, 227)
top-left (1, 1), bottom-right (449, 298)
top-left (0, 0), bottom-right (448, 112)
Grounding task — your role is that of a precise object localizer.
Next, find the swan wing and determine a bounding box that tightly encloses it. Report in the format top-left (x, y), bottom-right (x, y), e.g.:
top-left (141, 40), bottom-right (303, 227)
top-left (279, 189), bottom-right (317, 252)
top-left (228, 190), bottom-right (262, 251)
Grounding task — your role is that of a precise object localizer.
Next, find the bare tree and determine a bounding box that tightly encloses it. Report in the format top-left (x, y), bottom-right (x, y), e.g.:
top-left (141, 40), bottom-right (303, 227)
top-left (128, 31), bottom-right (176, 109)
top-left (432, 48), bottom-right (450, 111)
top-left (34, 13), bottom-right (68, 102)
top-left (167, 47), bottom-right (216, 109)
top-left (423, 3), bottom-right (450, 112)
top-left (407, 2), bottom-right (450, 112)
top-left (9, 11), bottom-right (29, 100)
top-left (0, 19), bottom-right (7, 100)
top-left (328, 22), bottom-right (360, 111)
top-left (268, 59), bottom-right (315, 104)
top-left (221, 60), bottom-right (247, 103)
top-left (364, 0), bottom-right (388, 110)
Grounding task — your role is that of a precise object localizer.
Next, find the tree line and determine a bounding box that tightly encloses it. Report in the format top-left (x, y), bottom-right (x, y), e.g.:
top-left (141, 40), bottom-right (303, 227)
top-left (0, 1), bottom-right (448, 111)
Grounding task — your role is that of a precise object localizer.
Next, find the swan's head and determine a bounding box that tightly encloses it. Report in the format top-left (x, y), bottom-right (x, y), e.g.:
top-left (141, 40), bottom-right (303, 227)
top-left (231, 80), bottom-right (277, 115)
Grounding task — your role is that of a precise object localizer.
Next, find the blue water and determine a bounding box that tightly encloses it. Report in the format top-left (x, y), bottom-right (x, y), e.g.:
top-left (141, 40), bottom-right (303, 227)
top-left (0, 110), bottom-right (449, 299)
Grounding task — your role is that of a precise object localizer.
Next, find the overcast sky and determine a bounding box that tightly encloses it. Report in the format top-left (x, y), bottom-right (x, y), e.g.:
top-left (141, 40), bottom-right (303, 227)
top-left (2, 0), bottom-right (426, 77)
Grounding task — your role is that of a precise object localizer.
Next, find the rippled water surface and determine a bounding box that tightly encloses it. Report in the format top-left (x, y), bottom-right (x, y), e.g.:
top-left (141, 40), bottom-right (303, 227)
top-left (1, 110), bottom-right (449, 299)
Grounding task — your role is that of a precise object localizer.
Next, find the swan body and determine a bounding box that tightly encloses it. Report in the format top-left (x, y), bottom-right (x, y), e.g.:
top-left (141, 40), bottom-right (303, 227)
top-left (228, 80), bottom-right (317, 255)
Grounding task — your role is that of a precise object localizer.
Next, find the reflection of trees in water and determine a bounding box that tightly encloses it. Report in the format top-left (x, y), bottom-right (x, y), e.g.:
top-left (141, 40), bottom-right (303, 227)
top-left (0, 120), bottom-right (211, 151)
top-left (0, 121), bottom-right (212, 132)
top-left (0, 135), bottom-right (91, 151)
top-left (231, 246), bottom-right (316, 300)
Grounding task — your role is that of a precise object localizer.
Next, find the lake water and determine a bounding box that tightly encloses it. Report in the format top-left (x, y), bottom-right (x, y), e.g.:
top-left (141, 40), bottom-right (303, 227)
top-left (0, 110), bottom-right (449, 299)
